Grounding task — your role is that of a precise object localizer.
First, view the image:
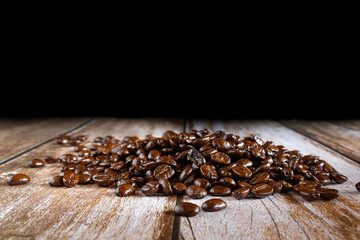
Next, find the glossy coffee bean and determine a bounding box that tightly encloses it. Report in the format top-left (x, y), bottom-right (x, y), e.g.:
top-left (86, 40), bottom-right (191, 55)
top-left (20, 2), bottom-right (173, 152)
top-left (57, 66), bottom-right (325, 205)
top-left (44, 156), bottom-right (60, 164)
top-left (210, 152), bottom-right (231, 165)
top-left (115, 184), bottom-right (135, 197)
top-left (8, 174), bottom-right (30, 185)
top-left (78, 174), bottom-right (92, 184)
top-left (185, 185), bottom-right (207, 199)
top-left (232, 186), bottom-right (250, 199)
top-left (202, 198), bottom-right (227, 212)
top-left (249, 172), bottom-right (270, 185)
top-left (200, 164), bottom-right (218, 181)
top-left (193, 178), bottom-right (211, 190)
top-left (159, 177), bottom-right (173, 195)
top-left (317, 187), bottom-right (339, 200)
top-left (49, 175), bottom-right (64, 187)
top-left (174, 202), bottom-right (200, 217)
top-left (356, 182), bottom-right (360, 192)
top-left (251, 183), bottom-right (273, 199)
top-left (92, 173), bottom-right (115, 187)
top-left (172, 182), bottom-right (187, 195)
top-left (218, 177), bottom-right (237, 188)
top-left (141, 181), bottom-right (160, 196)
top-left (331, 173), bottom-right (348, 184)
top-left (209, 185), bottom-right (232, 196)
top-left (62, 173), bottom-right (79, 188)
top-left (29, 158), bottom-right (45, 168)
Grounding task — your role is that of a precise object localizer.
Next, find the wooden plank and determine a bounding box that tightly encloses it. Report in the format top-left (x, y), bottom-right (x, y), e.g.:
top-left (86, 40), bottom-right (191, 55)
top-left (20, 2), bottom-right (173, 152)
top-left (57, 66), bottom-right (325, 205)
top-left (0, 118), bottom-right (183, 240)
top-left (281, 119), bottom-right (360, 163)
top-left (178, 119), bottom-right (360, 240)
top-left (0, 118), bottom-right (91, 164)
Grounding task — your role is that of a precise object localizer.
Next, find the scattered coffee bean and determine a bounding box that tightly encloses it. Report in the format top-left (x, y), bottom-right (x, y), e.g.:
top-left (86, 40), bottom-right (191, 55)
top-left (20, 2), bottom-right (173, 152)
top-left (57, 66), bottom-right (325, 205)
top-left (29, 158), bottom-right (45, 168)
top-left (174, 202), bottom-right (200, 217)
top-left (115, 184), bottom-right (135, 197)
top-left (202, 199), bottom-right (227, 212)
top-left (49, 176), bottom-right (64, 187)
top-left (8, 174), bottom-right (30, 185)
top-left (356, 182), bottom-right (360, 192)
top-left (185, 185), bottom-right (207, 199)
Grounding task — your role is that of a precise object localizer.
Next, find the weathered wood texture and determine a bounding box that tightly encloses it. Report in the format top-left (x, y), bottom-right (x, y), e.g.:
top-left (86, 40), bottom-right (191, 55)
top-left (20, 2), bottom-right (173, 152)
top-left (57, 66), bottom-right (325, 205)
top-left (178, 119), bottom-right (360, 240)
top-left (0, 118), bottom-right (183, 240)
top-left (0, 118), bottom-right (91, 164)
top-left (281, 120), bottom-right (360, 164)
top-left (1, 118), bottom-right (360, 240)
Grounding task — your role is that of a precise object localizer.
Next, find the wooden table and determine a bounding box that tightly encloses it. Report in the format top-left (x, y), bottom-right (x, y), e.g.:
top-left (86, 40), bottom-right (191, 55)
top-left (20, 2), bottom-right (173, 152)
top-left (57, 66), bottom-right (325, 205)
top-left (0, 118), bottom-right (359, 240)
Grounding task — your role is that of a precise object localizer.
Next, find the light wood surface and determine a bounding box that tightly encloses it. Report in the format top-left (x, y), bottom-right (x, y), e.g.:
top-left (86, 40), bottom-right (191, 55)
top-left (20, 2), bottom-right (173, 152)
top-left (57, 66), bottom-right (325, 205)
top-left (0, 118), bottom-right (91, 164)
top-left (281, 119), bottom-right (360, 163)
top-left (0, 118), bottom-right (359, 240)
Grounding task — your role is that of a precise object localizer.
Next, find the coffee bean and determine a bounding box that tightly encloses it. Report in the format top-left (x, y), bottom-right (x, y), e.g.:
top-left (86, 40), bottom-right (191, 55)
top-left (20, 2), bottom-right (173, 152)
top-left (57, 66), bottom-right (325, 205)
top-left (141, 181), bottom-right (160, 196)
top-left (210, 152), bottom-right (231, 165)
top-left (209, 185), bottom-right (232, 196)
top-left (251, 183), bottom-right (273, 199)
top-left (317, 187), bottom-right (339, 200)
top-left (8, 174), bottom-right (30, 185)
top-left (44, 156), bottom-right (60, 164)
top-left (218, 177), bottom-right (237, 188)
top-left (174, 202), bottom-right (200, 217)
top-left (193, 178), bottom-right (211, 190)
top-left (49, 175), bottom-right (64, 187)
top-left (232, 186), bottom-right (250, 199)
top-left (78, 174), bottom-right (92, 184)
top-left (29, 158), bottom-right (45, 168)
top-left (249, 172), bottom-right (270, 185)
top-left (115, 184), bottom-right (135, 197)
top-left (185, 185), bottom-right (207, 199)
top-left (92, 173), bottom-right (115, 187)
top-left (202, 198), bottom-right (227, 212)
top-left (356, 182), bottom-right (360, 192)
top-left (200, 164), bottom-right (218, 181)
top-left (62, 173), bottom-right (79, 188)
top-left (172, 182), bottom-right (187, 195)
top-left (159, 177), bottom-right (173, 195)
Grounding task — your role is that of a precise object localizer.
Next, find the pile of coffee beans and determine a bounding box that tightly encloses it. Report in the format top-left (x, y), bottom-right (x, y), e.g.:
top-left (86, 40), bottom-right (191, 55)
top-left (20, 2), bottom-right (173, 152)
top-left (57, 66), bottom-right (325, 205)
top-left (6, 129), bottom-right (360, 216)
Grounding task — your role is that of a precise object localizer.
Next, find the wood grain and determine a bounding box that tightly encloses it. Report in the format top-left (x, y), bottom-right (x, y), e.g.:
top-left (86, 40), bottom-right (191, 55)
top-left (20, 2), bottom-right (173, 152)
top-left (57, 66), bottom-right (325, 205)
top-left (178, 119), bottom-right (360, 240)
top-left (281, 119), bottom-right (360, 163)
top-left (0, 118), bottom-right (183, 240)
top-left (0, 118), bottom-right (91, 164)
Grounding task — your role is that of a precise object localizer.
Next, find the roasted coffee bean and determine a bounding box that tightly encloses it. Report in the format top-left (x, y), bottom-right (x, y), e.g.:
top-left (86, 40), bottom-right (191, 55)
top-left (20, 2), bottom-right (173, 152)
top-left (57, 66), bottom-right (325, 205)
top-left (153, 164), bottom-right (174, 180)
top-left (92, 173), bottom-right (115, 187)
top-left (356, 182), bottom-right (360, 192)
top-left (209, 185), bottom-right (232, 196)
top-left (251, 183), bottom-right (273, 199)
top-left (295, 186), bottom-right (319, 201)
top-left (187, 148), bottom-right (206, 166)
top-left (202, 198), bottom-right (227, 212)
top-left (115, 184), bottom-right (135, 197)
top-left (330, 173), bottom-right (348, 184)
top-left (8, 174), bottom-right (30, 185)
top-left (317, 187), bottom-right (339, 200)
top-left (193, 178), bottom-right (211, 190)
top-left (185, 185), bottom-right (207, 199)
top-left (174, 202), bottom-right (200, 217)
top-left (236, 158), bottom-right (253, 168)
top-left (159, 177), bottom-right (173, 195)
top-left (117, 179), bottom-right (137, 188)
top-left (268, 181), bottom-right (283, 193)
top-left (49, 175), bottom-right (64, 187)
top-left (200, 164), bottom-right (218, 181)
top-left (172, 182), bottom-right (187, 195)
top-left (210, 152), bottom-right (231, 165)
top-left (179, 166), bottom-right (193, 182)
top-left (249, 172), bottom-right (270, 185)
top-left (232, 186), bottom-right (251, 199)
top-left (141, 181), bottom-right (160, 196)
top-left (29, 158), bottom-right (45, 168)
top-left (44, 156), bottom-right (60, 164)
top-left (78, 174), bottom-right (92, 184)
top-left (218, 177), bottom-right (237, 188)
top-left (231, 165), bottom-right (252, 179)
top-left (62, 173), bottom-right (79, 188)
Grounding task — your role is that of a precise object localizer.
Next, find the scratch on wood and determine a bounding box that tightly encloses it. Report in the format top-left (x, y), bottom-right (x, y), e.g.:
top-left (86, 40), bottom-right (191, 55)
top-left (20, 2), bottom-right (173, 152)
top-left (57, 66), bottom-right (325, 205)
top-left (261, 200), bottom-right (281, 240)
top-left (268, 197), bottom-right (310, 240)
top-left (186, 217), bottom-right (197, 240)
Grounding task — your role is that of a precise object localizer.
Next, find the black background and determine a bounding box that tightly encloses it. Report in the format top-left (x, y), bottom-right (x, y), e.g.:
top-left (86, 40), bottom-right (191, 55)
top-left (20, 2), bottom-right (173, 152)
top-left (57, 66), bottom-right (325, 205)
top-left (2, 39), bottom-right (358, 120)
